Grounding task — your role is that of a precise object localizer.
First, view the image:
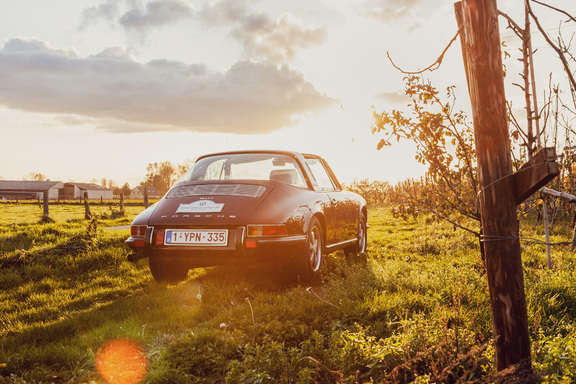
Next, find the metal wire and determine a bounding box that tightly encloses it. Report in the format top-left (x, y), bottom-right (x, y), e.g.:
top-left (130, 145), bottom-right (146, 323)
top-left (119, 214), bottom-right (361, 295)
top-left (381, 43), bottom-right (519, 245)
top-left (480, 235), bottom-right (520, 242)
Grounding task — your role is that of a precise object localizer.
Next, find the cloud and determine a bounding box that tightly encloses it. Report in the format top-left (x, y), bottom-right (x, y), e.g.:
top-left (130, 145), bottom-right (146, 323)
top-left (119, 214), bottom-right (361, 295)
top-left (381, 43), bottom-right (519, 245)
top-left (93, 46), bottom-right (136, 61)
top-left (200, 0), bottom-right (327, 62)
top-left (0, 37), bottom-right (334, 134)
top-left (232, 13), bottom-right (327, 62)
top-left (81, 0), bottom-right (326, 61)
top-left (80, 0), bottom-right (194, 35)
top-left (199, 0), bottom-right (250, 25)
top-left (3, 37), bottom-right (79, 58)
top-left (80, 0), bottom-right (122, 28)
top-left (374, 91), bottom-right (410, 104)
top-left (358, 0), bottom-right (424, 31)
top-left (120, 0), bottom-right (194, 31)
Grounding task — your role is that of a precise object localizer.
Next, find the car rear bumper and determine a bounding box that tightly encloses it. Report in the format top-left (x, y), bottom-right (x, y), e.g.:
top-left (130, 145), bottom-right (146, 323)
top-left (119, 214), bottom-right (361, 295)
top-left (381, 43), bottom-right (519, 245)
top-left (126, 226), bottom-right (306, 267)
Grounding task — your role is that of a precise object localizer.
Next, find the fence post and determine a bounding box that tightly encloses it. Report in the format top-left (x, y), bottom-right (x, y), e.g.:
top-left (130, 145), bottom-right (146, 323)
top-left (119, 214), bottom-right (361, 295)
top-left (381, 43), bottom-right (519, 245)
top-left (43, 191), bottom-right (49, 217)
top-left (571, 214), bottom-right (576, 250)
top-left (455, 0), bottom-right (532, 372)
top-left (84, 192), bottom-right (92, 220)
top-left (542, 195), bottom-right (552, 269)
top-left (144, 187), bottom-right (149, 208)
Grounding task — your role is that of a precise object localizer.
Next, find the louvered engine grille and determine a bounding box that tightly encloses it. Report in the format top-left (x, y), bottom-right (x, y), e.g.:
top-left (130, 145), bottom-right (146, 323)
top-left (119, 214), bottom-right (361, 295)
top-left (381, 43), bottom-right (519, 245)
top-left (167, 184), bottom-right (266, 198)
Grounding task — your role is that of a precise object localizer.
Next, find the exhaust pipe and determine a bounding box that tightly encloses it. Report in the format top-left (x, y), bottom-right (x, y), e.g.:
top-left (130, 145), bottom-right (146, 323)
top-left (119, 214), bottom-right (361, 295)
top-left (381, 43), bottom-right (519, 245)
top-left (127, 252), bottom-right (149, 262)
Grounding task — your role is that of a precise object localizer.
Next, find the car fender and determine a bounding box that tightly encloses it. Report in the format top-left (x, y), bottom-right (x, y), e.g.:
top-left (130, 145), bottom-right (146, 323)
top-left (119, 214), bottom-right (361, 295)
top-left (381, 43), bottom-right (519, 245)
top-left (131, 201), bottom-right (160, 226)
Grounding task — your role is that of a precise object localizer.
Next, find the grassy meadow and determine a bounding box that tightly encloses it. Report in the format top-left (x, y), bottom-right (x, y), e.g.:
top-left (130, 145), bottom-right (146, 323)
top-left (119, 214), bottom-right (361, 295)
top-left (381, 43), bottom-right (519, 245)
top-left (1, 203), bottom-right (576, 383)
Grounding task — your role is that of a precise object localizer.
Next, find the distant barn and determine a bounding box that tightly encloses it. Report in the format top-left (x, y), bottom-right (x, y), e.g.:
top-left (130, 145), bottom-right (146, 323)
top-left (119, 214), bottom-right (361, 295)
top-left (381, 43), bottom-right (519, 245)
top-left (130, 185), bottom-right (161, 199)
top-left (0, 180), bottom-right (64, 200)
top-left (61, 183), bottom-right (113, 200)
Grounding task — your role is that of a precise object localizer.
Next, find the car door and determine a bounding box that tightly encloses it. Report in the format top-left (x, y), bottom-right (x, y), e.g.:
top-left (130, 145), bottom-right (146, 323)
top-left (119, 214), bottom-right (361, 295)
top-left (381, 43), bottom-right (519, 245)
top-left (304, 157), bottom-right (354, 246)
top-left (318, 158), bottom-right (358, 245)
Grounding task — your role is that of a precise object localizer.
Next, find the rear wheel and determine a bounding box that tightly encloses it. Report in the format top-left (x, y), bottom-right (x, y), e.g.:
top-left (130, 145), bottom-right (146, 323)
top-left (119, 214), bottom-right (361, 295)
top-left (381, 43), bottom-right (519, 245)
top-left (345, 213), bottom-right (367, 257)
top-left (294, 217), bottom-right (323, 283)
top-left (149, 257), bottom-right (189, 283)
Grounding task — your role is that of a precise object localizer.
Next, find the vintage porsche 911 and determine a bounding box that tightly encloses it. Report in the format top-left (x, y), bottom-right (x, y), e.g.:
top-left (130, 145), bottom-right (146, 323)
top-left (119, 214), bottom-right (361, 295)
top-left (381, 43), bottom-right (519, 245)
top-left (126, 150), bottom-right (367, 283)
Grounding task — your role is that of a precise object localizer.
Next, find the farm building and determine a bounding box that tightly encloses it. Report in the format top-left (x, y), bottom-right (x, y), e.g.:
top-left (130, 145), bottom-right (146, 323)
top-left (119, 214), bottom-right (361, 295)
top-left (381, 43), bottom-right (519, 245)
top-left (60, 183), bottom-right (113, 200)
top-left (130, 185), bottom-right (162, 199)
top-left (0, 180), bottom-right (64, 200)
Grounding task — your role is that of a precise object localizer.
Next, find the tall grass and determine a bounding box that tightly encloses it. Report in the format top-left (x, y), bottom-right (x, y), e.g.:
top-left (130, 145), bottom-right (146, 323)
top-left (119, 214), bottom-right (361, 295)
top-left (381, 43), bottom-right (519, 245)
top-left (1, 204), bottom-right (576, 382)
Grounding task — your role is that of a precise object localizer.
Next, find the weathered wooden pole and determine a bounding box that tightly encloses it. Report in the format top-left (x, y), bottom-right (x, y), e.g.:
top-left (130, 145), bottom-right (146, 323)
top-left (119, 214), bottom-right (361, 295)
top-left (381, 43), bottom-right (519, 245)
top-left (455, 0), bottom-right (532, 372)
top-left (144, 187), bottom-right (149, 208)
top-left (84, 192), bottom-right (92, 220)
top-left (43, 191), bottom-right (49, 217)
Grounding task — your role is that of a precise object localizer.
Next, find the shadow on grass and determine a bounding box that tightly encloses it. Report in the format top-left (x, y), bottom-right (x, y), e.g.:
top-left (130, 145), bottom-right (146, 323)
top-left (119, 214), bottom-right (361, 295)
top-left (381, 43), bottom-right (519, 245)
top-left (1, 251), bottom-right (374, 382)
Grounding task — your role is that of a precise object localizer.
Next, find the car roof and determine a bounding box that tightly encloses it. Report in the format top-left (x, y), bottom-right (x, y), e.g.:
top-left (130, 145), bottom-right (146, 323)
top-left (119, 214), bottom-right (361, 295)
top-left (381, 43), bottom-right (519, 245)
top-left (193, 150), bottom-right (341, 191)
top-left (196, 150), bottom-right (320, 161)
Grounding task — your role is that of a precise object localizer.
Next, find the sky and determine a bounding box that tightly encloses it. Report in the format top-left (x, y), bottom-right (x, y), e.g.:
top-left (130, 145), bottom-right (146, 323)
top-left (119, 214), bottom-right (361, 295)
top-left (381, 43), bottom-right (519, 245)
top-left (0, 0), bottom-right (574, 188)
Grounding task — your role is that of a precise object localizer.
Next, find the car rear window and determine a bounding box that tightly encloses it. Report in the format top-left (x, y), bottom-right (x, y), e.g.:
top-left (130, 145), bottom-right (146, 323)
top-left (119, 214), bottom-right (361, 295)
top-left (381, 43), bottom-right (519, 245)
top-left (180, 154), bottom-right (307, 187)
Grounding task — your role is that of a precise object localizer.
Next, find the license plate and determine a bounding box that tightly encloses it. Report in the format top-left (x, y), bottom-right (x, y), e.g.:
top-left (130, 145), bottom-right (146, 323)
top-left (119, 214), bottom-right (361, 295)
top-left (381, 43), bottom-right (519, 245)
top-left (164, 229), bottom-right (228, 246)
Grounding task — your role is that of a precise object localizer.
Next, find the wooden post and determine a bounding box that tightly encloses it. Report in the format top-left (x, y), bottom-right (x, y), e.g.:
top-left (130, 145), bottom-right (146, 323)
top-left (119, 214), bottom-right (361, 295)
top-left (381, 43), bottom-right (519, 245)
top-left (542, 196), bottom-right (552, 269)
top-left (541, 187), bottom-right (576, 257)
top-left (572, 215), bottom-right (576, 250)
top-left (84, 192), bottom-right (92, 220)
top-left (513, 147), bottom-right (558, 204)
top-left (144, 187), bottom-right (149, 208)
top-left (43, 191), bottom-right (49, 217)
top-left (120, 193), bottom-right (124, 211)
top-left (455, 0), bottom-right (532, 372)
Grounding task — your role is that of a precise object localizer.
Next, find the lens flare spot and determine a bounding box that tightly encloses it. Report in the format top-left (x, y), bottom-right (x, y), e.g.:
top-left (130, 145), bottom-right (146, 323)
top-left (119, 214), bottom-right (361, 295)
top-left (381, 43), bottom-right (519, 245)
top-left (95, 338), bottom-right (148, 384)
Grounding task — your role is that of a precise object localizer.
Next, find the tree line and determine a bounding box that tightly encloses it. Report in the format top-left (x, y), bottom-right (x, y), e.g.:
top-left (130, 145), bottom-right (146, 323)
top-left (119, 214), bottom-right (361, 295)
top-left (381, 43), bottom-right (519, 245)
top-left (99, 160), bottom-right (194, 196)
top-left (18, 160), bottom-right (194, 197)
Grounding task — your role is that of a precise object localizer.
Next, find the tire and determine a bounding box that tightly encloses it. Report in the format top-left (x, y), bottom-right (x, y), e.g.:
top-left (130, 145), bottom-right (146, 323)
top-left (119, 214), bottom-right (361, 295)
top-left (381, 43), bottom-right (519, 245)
top-left (345, 213), bottom-right (367, 256)
top-left (148, 257), bottom-right (189, 283)
top-left (294, 217), bottom-right (324, 283)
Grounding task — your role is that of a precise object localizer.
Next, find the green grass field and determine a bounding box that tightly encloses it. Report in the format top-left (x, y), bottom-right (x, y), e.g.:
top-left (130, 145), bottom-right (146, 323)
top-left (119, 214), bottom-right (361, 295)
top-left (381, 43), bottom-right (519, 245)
top-left (0, 202), bottom-right (145, 225)
top-left (1, 203), bottom-right (576, 383)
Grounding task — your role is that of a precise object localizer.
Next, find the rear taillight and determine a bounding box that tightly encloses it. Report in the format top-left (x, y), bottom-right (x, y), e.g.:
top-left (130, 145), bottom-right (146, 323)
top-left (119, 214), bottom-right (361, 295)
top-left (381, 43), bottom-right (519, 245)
top-left (131, 225), bottom-right (147, 237)
top-left (247, 224), bottom-right (288, 237)
top-left (155, 230), bottom-right (165, 246)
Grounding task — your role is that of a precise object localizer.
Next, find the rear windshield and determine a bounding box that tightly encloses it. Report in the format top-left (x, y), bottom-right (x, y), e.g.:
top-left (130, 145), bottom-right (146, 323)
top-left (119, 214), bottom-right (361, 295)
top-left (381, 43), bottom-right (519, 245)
top-left (180, 153), bottom-right (307, 187)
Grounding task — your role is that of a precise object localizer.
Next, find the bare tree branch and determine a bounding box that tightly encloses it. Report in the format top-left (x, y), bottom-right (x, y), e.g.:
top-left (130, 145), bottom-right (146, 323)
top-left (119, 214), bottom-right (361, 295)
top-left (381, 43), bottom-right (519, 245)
top-left (507, 100), bottom-right (529, 143)
top-left (387, 30), bottom-right (461, 74)
top-left (532, 0), bottom-right (576, 23)
top-left (498, 10), bottom-right (524, 37)
top-left (525, 0), bottom-right (576, 92)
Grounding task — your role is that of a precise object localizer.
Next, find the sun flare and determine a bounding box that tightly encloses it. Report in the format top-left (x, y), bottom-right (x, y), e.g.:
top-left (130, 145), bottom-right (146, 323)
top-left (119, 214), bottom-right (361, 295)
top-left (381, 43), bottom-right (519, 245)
top-left (95, 338), bottom-right (148, 384)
